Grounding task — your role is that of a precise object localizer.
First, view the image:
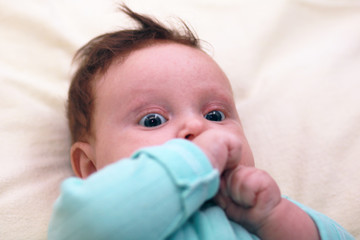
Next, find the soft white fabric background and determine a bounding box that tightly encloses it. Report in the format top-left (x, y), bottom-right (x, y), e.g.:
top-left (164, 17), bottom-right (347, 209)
top-left (1, 0), bottom-right (359, 239)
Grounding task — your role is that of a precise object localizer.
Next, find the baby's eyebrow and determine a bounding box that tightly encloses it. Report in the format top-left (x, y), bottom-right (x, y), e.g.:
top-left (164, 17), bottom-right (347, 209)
top-left (123, 97), bottom-right (162, 114)
top-left (208, 89), bottom-right (235, 105)
top-left (123, 99), bottom-right (145, 113)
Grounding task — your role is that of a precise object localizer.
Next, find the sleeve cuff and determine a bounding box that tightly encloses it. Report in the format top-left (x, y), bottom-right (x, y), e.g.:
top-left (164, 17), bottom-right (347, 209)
top-left (132, 139), bottom-right (220, 219)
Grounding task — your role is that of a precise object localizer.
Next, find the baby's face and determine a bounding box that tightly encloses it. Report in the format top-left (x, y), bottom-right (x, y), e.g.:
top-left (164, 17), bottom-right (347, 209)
top-left (87, 43), bottom-right (253, 171)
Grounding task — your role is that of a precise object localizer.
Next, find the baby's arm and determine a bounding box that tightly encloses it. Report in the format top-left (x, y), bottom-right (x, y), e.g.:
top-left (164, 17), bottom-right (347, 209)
top-left (48, 139), bottom-right (219, 240)
top-left (215, 166), bottom-right (320, 240)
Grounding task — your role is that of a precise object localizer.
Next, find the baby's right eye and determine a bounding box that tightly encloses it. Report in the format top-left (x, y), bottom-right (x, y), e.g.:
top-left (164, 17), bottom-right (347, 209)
top-left (139, 113), bottom-right (167, 128)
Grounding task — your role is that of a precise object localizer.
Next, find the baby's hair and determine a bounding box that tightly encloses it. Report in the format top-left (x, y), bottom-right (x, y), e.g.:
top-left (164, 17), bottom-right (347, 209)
top-left (67, 4), bottom-right (201, 143)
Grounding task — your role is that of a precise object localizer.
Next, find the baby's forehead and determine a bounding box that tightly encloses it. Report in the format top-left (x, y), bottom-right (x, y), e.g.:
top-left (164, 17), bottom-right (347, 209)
top-left (117, 43), bottom-right (223, 77)
top-left (94, 42), bottom-right (233, 98)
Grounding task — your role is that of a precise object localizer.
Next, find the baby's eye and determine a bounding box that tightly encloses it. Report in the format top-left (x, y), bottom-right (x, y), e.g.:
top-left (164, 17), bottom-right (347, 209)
top-left (204, 110), bottom-right (225, 122)
top-left (139, 113), bottom-right (167, 127)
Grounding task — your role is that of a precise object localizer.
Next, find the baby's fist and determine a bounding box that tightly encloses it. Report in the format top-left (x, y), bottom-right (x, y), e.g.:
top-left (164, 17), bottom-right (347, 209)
top-left (216, 166), bottom-right (282, 233)
top-left (192, 129), bottom-right (242, 174)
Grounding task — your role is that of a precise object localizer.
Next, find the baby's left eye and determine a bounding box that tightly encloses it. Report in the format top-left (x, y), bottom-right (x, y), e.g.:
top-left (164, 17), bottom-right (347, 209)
top-left (204, 110), bottom-right (225, 122)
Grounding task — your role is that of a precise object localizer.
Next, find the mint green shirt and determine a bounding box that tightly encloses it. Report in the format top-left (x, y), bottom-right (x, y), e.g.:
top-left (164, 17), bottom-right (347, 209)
top-left (48, 139), bottom-right (354, 239)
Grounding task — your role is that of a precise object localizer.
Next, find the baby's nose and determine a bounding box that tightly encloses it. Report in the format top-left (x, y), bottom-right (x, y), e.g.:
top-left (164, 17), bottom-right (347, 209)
top-left (177, 117), bottom-right (206, 140)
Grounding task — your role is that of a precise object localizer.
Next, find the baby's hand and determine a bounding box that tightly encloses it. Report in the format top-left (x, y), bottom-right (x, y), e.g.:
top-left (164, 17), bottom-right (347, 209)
top-left (192, 129), bottom-right (242, 174)
top-left (214, 166), bottom-right (282, 234)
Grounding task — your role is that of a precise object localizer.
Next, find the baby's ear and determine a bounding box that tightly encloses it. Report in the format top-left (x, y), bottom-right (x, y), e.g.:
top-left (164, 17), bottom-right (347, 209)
top-left (70, 142), bottom-right (97, 179)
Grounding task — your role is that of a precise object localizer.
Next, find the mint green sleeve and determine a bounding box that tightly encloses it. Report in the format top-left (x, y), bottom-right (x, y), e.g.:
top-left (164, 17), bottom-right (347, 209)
top-left (285, 196), bottom-right (355, 240)
top-left (48, 139), bottom-right (220, 240)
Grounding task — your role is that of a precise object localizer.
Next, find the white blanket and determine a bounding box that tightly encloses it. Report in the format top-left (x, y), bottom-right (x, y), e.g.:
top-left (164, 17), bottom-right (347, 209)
top-left (1, 0), bottom-right (359, 239)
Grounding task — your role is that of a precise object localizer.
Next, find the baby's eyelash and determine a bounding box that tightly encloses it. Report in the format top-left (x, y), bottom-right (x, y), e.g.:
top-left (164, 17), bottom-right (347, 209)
top-left (203, 104), bottom-right (230, 118)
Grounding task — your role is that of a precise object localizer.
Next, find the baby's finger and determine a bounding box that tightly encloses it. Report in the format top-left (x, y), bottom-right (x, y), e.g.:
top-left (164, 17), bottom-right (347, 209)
top-left (226, 167), bottom-right (259, 207)
top-left (227, 166), bottom-right (281, 213)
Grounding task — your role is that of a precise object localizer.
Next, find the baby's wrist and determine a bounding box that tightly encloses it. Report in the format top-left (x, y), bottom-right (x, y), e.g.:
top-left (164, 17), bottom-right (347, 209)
top-left (255, 198), bottom-right (287, 234)
top-left (256, 198), bottom-right (320, 240)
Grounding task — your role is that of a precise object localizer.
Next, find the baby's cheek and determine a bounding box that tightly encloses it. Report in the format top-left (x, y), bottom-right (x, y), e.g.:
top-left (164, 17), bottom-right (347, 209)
top-left (94, 146), bottom-right (123, 169)
top-left (241, 142), bottom-right (255, 167)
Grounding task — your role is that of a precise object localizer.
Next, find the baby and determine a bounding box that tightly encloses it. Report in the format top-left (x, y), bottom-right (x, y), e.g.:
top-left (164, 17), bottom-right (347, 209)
top-left (48, 5), bottom-right (354, 240)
